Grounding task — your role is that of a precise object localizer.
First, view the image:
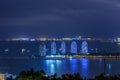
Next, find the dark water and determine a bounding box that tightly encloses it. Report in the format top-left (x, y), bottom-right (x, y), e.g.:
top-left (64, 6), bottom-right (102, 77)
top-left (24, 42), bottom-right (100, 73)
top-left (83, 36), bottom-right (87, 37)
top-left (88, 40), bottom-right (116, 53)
top-left (0, 58), bottom-right (120, 78)
top-left (0, 41), bottom-right (120, 78)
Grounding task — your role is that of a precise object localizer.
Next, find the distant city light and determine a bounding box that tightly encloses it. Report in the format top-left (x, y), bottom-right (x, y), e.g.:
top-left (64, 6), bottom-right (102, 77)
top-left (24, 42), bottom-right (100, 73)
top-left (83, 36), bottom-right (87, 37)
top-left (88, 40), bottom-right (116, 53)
top-left (30, 39), bottom-right (36, 41)
top-left (37, 38), bottom-right (47, 41)
top-left (4, 49), bottom-right (9, 52)
top-left (22, 48), bottom-right (26, 53)
top-left (11, 38), bottom-right (29, 41)
top-left (2, 36), bottom-right (119, 43)
top-left (62, 38), bottom-right (71, 41)
top-left (117, 38), bottom-right (120, 42)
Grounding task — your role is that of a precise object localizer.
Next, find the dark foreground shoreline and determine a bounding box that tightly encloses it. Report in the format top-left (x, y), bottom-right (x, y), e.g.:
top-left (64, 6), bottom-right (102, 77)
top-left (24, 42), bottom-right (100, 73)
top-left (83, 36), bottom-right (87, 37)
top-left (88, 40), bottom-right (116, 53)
top-left (6, 68), bottom-right (120, 80)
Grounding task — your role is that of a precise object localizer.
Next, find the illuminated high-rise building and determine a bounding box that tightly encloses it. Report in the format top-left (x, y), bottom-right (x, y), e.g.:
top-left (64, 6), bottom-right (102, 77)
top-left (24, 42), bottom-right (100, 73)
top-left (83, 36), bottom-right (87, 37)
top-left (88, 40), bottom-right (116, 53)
top-left (81, 41), bottom-right (88, 54)
top-left (59, 41), bottom-right (66, 54)
top-left (51, 41), bottom-right (57, 55)
top-left (39, 44), bottom-right (47, 56)
top-left (71, 41), bottom-right (77, 54)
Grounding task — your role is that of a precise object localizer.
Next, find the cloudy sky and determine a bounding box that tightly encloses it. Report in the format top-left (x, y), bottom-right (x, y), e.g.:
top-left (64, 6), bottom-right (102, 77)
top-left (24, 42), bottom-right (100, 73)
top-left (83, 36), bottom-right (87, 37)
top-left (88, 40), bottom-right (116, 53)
top-left (0, 0), bottom-right (120, 38)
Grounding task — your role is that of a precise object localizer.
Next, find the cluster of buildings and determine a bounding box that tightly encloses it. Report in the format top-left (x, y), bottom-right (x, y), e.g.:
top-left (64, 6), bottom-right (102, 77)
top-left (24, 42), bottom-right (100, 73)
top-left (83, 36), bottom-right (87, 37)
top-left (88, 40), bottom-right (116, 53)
top-left (4, 36), bottom-right (120, 42)
top-left (39, 41), bottom-right (89, 56)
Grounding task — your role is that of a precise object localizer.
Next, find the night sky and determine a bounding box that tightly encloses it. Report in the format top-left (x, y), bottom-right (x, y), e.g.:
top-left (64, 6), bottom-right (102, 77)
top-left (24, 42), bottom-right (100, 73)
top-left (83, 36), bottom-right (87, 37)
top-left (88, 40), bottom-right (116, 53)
top-left (0, 0), bottom-right (120, 38)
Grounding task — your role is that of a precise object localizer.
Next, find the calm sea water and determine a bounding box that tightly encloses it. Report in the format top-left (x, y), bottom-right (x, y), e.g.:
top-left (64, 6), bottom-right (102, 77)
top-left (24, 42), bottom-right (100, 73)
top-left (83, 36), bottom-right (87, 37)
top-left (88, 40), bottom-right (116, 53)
top-left (0, 41), bottom-right (120, 78)
top-left (0, 58), bottom-right (120, 78)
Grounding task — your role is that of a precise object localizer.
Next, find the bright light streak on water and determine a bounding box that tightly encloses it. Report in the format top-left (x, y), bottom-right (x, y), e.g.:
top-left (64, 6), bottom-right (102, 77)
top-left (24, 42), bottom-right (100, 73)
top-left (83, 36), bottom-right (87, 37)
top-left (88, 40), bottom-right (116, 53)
top-left (107, 64), bottom-right (112, 74)
top-left (81, 58), bottom-right (89, 78)
top-left (70, 59), bottom-right (77, 73)
top-left (69, 56), bottom-right (72, 60)
top-left (50, 63), bottom-right (55, 75)
top-left (46, 60), bottom-right (62, 75)
top-left (46, 60), bottom-right (55, 75)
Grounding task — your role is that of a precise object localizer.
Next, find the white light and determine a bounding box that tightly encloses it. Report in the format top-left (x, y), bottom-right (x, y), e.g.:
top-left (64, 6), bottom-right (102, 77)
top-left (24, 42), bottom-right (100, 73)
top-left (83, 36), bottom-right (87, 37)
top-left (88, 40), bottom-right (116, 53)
top-left (22, 48), bottom-right (26, 53)
top-left (4, 49), bottom-right (9, 52)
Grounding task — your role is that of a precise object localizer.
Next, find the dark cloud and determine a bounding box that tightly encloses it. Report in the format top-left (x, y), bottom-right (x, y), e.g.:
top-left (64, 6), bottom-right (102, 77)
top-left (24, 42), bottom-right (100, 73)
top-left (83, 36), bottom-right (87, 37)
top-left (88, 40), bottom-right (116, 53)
top-left (0, 0), bottom-right (120, 38)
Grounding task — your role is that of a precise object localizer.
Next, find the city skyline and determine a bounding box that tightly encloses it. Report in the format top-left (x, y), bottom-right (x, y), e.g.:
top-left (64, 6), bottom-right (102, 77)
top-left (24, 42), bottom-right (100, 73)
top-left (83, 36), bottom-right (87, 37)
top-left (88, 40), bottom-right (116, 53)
top-left (0, 0), bottom-right (120, 38)
top-left (0, 1), bottom-right (120, 79)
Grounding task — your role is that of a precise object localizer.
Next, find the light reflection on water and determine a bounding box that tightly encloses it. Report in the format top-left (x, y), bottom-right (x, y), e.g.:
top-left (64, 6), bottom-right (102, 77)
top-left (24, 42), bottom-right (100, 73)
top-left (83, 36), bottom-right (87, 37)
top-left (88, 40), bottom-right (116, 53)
top-left (81, 58), bottom-right (89, 78)
top-left (70, 59), bottom-right (78, 73)
top-left (46, 60), bottom-right (62, 75)
top-left (0, 58), bottom-right (120, 78)
top-left (44, 58), bottom-right (115, 78)
top-left (107, 64), bottom-right (112, 74)
top-left (69, 58), bottom-right (89, 78)
top-left (45, 59), bottom-right (89, 78)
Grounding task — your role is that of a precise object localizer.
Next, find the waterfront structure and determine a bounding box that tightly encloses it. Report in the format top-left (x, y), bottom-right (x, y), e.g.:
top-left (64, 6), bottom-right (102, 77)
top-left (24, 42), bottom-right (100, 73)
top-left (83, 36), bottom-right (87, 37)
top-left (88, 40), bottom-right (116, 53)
top-left (39, 44), bottom-right (47, 56)
top-left (43, 44), bottom-right (47, 56)
top-left (70, 41), bottom-right (77, 54)
top-left (39, 40), bottom-right (89, 55)
top-left (81, 41), bottom-right (88, 54)
top-left (51, 41), bottom-right (57, 55)
top-left (59, 41), bottom-right (66, 54)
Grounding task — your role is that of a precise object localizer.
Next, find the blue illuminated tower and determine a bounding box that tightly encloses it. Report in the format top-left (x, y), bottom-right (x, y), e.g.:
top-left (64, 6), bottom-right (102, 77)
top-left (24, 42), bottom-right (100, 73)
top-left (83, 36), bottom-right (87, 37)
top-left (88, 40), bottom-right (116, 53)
top-left (60, 41), bottom-right (66, 54)
top-left (51, 41), bottom-right (57, 55)
top-left (39, 44), bottom-right (47, 56)
top-left (81, 41), bottom-right (88, 54)
top-left (42, 44), bottom-right (47, 56)
top-left (39, 45), bottom-right (43, 56)
top-left (71, 41), bottom-right (77, 54)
